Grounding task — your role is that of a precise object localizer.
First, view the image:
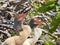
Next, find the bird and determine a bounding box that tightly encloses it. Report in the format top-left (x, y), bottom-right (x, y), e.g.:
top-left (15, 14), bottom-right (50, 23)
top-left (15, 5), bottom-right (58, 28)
top-left (22, 16), bottom-right (44, 45)
top-left (22, 27), bottom-right (43, 45)
top-left (1, 5), bottom-right (31, 45)
top-left (1, 24), bottom-right (32, 45)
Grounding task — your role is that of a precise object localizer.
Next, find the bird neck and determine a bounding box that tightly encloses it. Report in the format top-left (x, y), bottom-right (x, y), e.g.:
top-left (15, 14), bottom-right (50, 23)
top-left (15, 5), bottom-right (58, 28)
top-left (31, 27), bottom-right (42, 44)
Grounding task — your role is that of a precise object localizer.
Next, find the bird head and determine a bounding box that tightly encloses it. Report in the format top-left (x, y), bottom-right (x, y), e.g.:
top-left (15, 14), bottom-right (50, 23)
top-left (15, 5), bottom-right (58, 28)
top-left (29, 16), bottom-right (44, 28)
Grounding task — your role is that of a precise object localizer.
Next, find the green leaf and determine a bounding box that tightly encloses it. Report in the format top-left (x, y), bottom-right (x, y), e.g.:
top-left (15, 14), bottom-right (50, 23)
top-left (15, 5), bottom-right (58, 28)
top-left (37, 4), bottom-right (55, 13)
top-left (45, 0), bottom-right (55, 6)
top-left (44, 41), bottom-right (55, 45)
top-left (49, 13), bottom-right (60, 33)
top-left (37, 1), bottom-right (55, 13)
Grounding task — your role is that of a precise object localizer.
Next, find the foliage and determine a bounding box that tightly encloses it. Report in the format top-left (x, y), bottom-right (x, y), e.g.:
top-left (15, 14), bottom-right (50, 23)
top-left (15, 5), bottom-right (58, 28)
top-left (0, 0), bottom-right (60, 45)
top-left (44, 41), bottom-right (55, 45)
top-left (37, 1), bottom-right (56, 13)
top-left (49, 13), bottom-right (60, 33)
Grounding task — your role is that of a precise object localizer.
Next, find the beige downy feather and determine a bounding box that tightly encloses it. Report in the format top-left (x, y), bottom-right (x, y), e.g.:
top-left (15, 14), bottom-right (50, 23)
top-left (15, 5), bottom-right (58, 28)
top-left (23, 27), bottom-right (42, 45)
top-left (1, 25), bottom-right (32, 45)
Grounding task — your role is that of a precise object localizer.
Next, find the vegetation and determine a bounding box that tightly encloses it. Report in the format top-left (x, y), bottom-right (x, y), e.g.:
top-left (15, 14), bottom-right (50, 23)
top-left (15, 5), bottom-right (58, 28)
top-left (0, 0), bottom-right (60, 45)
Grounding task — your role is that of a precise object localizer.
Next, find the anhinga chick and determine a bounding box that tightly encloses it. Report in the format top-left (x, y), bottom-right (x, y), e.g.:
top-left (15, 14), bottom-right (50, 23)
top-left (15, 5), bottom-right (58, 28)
top-left (23, 16), bottom-right (44, 45)
top-left (1, 12), bottom-right (32, 45)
